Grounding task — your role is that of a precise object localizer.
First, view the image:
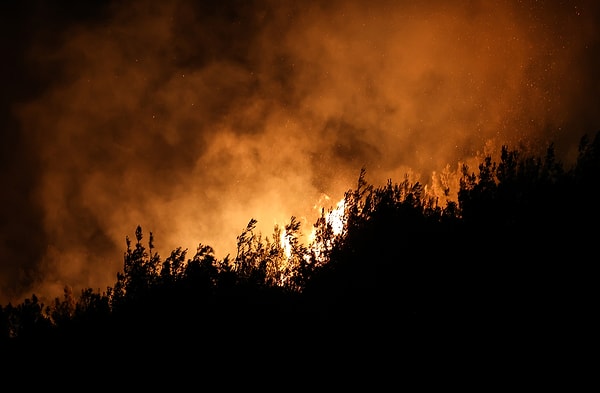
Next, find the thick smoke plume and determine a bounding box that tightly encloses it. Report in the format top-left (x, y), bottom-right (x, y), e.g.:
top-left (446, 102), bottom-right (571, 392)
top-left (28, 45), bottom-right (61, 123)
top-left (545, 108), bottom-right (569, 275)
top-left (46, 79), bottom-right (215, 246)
top-left (1, 0), bottom-right (599, 304)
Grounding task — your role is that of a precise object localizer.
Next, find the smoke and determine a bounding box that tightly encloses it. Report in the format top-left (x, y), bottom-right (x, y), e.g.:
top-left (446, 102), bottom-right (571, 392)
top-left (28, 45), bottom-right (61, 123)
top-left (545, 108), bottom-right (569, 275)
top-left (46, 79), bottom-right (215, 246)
top-left (2, 0), bottom-right (599, 304)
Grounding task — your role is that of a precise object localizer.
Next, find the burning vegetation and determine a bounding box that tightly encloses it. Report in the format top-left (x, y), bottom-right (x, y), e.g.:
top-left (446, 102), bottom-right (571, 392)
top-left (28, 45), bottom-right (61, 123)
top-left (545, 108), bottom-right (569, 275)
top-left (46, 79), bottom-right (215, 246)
top-left (1, 132), bottom-right (597, 365)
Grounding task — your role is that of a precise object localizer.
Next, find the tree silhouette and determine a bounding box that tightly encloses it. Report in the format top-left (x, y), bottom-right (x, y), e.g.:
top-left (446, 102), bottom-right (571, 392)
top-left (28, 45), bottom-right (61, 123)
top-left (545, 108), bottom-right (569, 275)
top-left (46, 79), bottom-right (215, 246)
top-left (1, 130), bottom-right (597, 376)
top-left (112, 225), bottom-right (162, 308)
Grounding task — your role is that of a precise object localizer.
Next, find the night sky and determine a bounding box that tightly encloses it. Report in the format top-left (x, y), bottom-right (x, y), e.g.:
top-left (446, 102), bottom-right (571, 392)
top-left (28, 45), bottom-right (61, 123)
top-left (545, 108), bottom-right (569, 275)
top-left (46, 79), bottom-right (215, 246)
top-left (1, 0), bottom-right (599, 305)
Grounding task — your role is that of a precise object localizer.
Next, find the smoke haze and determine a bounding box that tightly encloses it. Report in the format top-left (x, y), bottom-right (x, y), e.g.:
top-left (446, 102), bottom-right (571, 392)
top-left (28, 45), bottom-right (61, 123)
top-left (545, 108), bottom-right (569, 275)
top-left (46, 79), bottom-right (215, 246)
top-left (1, 0), bottom-right (599, 304)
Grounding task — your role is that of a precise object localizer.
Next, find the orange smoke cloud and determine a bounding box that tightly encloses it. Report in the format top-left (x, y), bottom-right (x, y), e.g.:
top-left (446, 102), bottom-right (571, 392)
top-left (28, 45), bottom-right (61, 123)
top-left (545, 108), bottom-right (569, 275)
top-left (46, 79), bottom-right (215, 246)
top-left (2, 0), bottom-right (599, 304)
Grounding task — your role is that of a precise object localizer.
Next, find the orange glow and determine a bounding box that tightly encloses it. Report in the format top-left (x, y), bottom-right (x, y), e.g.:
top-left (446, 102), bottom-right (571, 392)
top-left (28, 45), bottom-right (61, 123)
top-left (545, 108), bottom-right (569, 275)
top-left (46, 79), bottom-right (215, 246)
top-left (2, 0), bottom-right (600, 305)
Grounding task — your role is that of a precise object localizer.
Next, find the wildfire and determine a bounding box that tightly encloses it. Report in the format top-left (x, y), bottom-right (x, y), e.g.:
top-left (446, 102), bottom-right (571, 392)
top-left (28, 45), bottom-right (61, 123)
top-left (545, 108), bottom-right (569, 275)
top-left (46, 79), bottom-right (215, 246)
top-left (307, 196), bottom-right (346, 245)
top-left (278, 194), bottom-right (346, 262)
top-left (327, 198), bottom-right (346, 237)
top-left (279, 227), bottom-right (293, 260)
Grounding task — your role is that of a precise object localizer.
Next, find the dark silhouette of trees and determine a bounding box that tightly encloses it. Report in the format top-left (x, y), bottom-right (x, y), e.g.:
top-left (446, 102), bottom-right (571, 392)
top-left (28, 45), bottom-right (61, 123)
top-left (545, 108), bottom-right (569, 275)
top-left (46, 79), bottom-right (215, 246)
top-left (1, 130), bottom-right (597, 376)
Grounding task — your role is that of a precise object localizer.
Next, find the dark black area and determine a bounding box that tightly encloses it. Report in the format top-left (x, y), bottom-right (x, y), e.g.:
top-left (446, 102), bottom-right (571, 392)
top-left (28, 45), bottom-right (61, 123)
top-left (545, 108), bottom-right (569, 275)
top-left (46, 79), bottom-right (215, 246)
top-left (1, 131), bottom-right (597, 385)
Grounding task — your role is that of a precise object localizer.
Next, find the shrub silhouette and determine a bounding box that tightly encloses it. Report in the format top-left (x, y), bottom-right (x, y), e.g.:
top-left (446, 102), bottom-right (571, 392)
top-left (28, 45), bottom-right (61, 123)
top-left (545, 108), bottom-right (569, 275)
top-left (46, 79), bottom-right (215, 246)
top-left (1, 131), bottom-right (597, 370)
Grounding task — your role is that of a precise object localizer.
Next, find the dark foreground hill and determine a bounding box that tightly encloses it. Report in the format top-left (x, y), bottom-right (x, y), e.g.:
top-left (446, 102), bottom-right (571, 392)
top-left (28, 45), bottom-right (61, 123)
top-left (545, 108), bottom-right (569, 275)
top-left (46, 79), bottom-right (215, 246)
top-left (1, 132), bottom-right (598, 386)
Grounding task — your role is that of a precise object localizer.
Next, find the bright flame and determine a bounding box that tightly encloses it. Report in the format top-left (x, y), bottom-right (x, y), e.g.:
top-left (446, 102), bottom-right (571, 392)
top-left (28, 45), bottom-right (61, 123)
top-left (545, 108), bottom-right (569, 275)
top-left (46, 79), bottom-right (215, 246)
top-left (308, 196), bottom-right (346, 244)
top-left (280, 227), bottom-right (292, 260)
top-left (328, 198), bottom-right (346, 237)
top-left (276, 194), bottom-right (347, 265)
top-left (304, 195), bottom-right (347, 267)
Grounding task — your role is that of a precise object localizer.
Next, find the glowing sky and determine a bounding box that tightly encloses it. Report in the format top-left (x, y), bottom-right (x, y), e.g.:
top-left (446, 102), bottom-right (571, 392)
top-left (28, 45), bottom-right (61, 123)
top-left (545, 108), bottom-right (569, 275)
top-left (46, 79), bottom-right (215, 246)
top-left (1, 0), bottom-right (599, 305)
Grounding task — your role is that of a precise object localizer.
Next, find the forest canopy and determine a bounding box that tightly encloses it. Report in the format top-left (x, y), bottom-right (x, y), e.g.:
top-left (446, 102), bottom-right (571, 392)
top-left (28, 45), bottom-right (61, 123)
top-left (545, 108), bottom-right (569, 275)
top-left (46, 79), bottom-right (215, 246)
top-left (1, 131), bottom-right (597, 369)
